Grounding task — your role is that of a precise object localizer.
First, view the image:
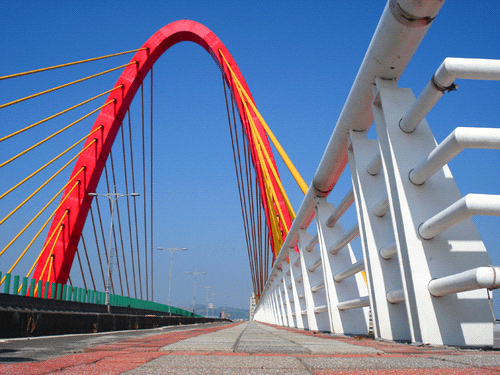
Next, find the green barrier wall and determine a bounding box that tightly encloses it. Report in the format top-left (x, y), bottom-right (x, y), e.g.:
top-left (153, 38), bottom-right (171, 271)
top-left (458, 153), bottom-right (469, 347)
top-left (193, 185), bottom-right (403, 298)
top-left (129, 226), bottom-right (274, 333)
top-left (0, 271), bottom-right (200, 317)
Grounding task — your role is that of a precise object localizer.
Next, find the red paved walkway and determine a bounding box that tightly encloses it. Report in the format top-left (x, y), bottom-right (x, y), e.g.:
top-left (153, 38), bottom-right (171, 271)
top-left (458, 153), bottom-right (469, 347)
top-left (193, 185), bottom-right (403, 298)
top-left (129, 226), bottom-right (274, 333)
top-left (0, 322), bottom-right (498, 374)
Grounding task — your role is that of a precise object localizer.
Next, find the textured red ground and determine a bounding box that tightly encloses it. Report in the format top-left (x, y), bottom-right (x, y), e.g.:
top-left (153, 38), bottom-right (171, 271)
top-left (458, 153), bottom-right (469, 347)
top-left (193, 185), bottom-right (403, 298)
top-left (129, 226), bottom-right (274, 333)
top-left (1, 322), bottom-right (499, 375)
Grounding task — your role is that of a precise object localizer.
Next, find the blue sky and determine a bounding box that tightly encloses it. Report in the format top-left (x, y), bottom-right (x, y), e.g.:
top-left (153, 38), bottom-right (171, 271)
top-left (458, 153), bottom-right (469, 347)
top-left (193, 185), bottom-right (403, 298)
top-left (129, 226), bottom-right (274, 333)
top-left (0, 1), bottom-right (499, 313)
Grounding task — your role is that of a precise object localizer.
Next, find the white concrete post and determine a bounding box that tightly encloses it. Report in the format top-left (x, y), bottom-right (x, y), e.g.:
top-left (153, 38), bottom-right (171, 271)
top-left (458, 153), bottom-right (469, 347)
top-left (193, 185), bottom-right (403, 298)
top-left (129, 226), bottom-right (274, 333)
top-left (348, 129), bottom-right (411, 342)
top-left (314, 196), bottom-right (369, 335)
top-left (297, 229), bottom-right (323, 331)
top-left (372, 77), bottom-right (494, 346)
top-left (288, 248), bottom-right (305, 329)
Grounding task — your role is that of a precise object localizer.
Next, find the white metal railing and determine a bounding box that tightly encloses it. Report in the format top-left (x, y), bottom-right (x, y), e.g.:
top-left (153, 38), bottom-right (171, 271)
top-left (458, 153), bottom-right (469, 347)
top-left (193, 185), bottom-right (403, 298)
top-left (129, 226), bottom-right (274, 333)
top-left (253, 0), bottom-right (500, 348)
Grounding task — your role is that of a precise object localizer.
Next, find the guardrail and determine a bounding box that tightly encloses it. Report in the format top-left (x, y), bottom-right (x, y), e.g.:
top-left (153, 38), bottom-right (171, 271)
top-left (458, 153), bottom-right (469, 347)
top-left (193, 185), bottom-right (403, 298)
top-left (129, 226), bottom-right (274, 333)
top-left (0, 271), bottom-right (198, 317)
top-left (253, 0), bottom-right (500, 347)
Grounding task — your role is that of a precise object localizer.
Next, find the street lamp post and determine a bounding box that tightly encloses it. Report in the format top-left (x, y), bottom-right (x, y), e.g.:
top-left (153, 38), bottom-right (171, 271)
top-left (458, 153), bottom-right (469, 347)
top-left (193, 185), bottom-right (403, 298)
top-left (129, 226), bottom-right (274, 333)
top-left (199, 285), bottom-right (215, 317)
top-left (185, 270), bottom-right (205, 314)
top-left (210, 292), bottom-right (221, 317)
top-left (157, 247), bottom-right (187, 316)
top-left (88, 187), bottom-right (139, 313)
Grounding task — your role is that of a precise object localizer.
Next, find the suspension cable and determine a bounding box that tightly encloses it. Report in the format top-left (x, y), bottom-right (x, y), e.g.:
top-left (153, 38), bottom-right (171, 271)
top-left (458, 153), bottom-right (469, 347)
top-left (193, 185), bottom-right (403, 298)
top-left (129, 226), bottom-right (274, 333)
top-left (80, 234), bottom-right (96, 290)
top-left (89, 206), bottom-right (107, 288)
top-left (0, 62), bottom-right (136, 109)
top-left (224, 76), bottom-right (254, 287)
top-left (109, 151), bottom-right (130, 297)
top-left (0, 139), bottom-right (97, 227)
top-left (28, 208), bottom-right (69, 280)
top-left (33, 221), bottom-right (66, 296)
top-left (224, 76), bottom-right (261, 294)
top-left (94, 190), bottom-right (115, 293)
top-left (2, 178), bottom-right (81, 282)
top-left (128, 109), bottom-right (143, 300)
top-left (235, 85), bottom-right (292, 235)
top-left (0, 48), bottom-right (147, 80)
top-left (150, 67), bottom-right (154, 301)
top-left (0, 86), bottom-right (122, 143)
top-left (103, 164), bottom-right (124, 296)
top-left (74, 246), bottom-right (88, 289)
top-left (141, 83), bottom-right (149, 301)
top-left (0, 100), bottom-right (114, 169)
top-left (121, 117), bottom-right (138, 298)
top-left (219, 49), bottom-right (308, 194)
top-left (1, 126), bottom-right (103, 200)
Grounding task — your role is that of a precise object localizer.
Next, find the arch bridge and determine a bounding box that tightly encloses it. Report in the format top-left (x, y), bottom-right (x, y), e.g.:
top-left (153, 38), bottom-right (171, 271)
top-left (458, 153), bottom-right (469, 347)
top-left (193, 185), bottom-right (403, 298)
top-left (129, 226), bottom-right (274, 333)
top-left (0, 0), bottom-right (499, 347)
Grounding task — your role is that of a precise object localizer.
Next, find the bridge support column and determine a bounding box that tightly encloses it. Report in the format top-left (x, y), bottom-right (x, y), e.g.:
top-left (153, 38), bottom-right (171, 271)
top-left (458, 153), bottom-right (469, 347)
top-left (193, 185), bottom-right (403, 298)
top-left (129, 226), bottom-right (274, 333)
top-left (372, 77), bottom-right (494, 346)
top-left (348, 130), bottom-right (411, 342)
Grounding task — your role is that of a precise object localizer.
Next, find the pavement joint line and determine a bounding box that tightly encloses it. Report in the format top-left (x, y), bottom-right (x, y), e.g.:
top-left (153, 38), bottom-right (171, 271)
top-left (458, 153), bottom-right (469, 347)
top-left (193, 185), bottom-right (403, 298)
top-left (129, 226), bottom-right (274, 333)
top-left (231, 320), bottom-right (248, 352)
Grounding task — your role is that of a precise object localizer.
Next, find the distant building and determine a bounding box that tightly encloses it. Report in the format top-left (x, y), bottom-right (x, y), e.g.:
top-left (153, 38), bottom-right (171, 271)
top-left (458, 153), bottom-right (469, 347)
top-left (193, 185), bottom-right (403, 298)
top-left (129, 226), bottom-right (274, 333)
top-left (249, 293), bottom-right (256, 321)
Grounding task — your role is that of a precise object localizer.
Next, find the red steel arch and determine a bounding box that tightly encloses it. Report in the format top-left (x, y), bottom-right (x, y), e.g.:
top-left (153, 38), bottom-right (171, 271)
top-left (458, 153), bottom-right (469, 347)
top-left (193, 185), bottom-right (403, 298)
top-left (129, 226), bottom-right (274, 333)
top-left (33, 20), bottom-right (292, 286)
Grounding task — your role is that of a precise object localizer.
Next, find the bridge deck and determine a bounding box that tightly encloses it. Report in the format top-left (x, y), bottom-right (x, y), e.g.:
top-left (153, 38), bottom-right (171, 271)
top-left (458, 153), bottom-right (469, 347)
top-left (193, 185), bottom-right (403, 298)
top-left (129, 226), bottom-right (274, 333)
top-left (1, 321), bottom-right (499, 374)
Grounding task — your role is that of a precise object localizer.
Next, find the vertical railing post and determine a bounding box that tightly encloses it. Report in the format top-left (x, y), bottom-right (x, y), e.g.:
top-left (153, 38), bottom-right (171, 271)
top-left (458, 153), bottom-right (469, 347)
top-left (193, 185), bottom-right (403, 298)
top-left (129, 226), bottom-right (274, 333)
top-left (280, 263), bottom-right (294, 327)
top-left (297, 229), bottom-right (325, 331)
top-left (314, 196), bottom-right (369, 335)
top-left (348, 128), bottom-right (411, 342)
top-left (372, 77), bottom-right (494, 346)
top-left (288, 248), bottom-right (305, 329)
top-left (276, 278), bottom-right (288, 327)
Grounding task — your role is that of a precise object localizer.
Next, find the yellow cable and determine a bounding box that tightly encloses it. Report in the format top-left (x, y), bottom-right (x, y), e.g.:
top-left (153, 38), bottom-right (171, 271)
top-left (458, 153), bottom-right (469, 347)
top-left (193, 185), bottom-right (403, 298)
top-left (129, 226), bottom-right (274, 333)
top-left (239, 94), bottom-right (296, 220)
top-left (0, 139), bottom-right (96, 228)
top-left (0, 126), bottom-right (102, 200)
top-left (33, 223), bottom-right (65, 294)
top-left (4, 177), bottom-right (82, 275)
top-left (23, 185), bottom-right (78, 279)
top-left (0, 48), bottom-right (147, 81)
top-left (0, 100), bottom-right (113, 169)
top-left (0, 62), bottom-right (135, 109)
top-left (47, 254), bottom-right (55, 284)
top-left (219, 50), bottom-right (308, 194)
top-left (1, 206), bottom-right (69, 287)
top-left (233, 78), bottom-right (295, 222)
top-left (0, 86), bottom-right (121, 143)
top-left (240, 101), bottom-right (292, 232)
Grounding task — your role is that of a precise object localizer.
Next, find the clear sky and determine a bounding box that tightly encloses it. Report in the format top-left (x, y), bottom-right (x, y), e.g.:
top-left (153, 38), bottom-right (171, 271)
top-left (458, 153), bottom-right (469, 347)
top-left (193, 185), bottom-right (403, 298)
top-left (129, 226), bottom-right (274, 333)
top-left (0, 1), bottom-right (499, 314)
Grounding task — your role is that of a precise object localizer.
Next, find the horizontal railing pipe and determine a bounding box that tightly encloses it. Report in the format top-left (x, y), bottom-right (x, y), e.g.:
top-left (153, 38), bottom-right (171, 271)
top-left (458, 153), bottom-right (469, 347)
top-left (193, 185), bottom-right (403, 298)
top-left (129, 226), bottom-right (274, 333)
top-left (366, 152), bottom-right (383, 176)
top-left (337, 296), bottom-right (370, 311)
top-left (329, 223), bottom-right (360, 255)
top-left (373, 196), bottom-right (390, 217)
top-left (334, 260), bottom-right (365, 282)
top-left (326, 188), bottom-right (355, 227)
top-left (379, 243), bottom-right (398, 260)
top-left (409, 127), bottom-right (500, 185)
top-left (255, 0), bottom-right (446, 314)
top-left (419, 194), bottom-right (500, 239)
top-left (311, 282), bottom-right (325, 293)
top-left (387, 289), bottom-right (405, 304)
top-left (308, 258), bottom-right (322, 273)
top-left (314, 305), bottom-right (328, 313)
top-left (306, 235), bottom-right (319, 252)
top-left (400, 58), bottom-right (500, 133)
top-left (428, 267), bottom-right (500, 297)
